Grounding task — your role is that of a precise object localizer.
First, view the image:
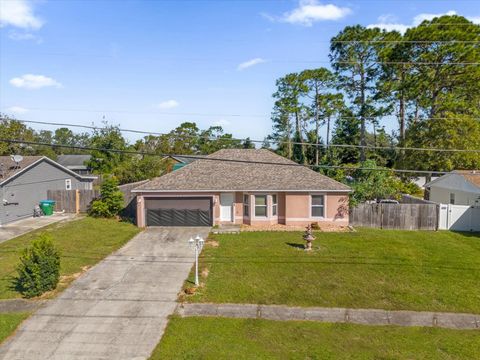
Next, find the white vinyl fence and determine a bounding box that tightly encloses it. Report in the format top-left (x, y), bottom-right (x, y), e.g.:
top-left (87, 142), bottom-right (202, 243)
top-left (438, 204), bottom-right (480, 232)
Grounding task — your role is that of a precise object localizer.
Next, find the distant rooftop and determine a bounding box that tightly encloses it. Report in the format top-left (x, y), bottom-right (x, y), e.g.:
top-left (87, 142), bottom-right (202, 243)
top-left (453, 170), bottom-right (480, 188)
top-left (56, 155), bottom-right (91, 170)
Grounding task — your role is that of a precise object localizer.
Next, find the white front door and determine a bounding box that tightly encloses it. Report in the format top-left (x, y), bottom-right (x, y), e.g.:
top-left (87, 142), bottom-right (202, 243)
top-left (220, 193), bottom-right (234, 222)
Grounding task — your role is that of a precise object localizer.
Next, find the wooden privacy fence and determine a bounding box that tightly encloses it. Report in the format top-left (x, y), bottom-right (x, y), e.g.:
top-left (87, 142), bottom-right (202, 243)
top-left (47, 180), bottom-right (148, 217)
top-left (349, 203), bottom-right (439, 230)
top-left (47, 189), bottom-right (100, 213)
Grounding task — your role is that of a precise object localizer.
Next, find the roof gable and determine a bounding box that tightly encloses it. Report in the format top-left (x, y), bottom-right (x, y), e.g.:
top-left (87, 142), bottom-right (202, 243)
top-left (0, 156), bottom-right (96, 186)
top-left (135, 149), bottom-right (351, 192)
top-left (426, 172), bottom-right (480, 193)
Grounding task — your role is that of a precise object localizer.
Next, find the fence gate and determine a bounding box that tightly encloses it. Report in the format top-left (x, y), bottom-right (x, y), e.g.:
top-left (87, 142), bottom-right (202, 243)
top-left (438, 204), bottom-right (480, 232)
top-left (47, 189), bottom-right (100, 213)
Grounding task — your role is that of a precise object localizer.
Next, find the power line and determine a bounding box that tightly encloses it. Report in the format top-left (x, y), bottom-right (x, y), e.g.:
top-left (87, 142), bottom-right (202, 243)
top-left (9, 118), bottom-right (480, 154)
top-left (331, 40), bottom-right (480, 44)
top-left (3, 107), bottom-right (480, 122)
top-left (3, 52), bottom-right (480, 66)
top-left (0, 137), bottom-right (477, 176)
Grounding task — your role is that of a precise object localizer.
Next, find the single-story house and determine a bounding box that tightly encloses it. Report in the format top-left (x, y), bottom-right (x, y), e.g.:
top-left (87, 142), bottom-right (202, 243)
top-left (425, 170), bottom-right (480, 206)
top-left (133, 149), bottom-right (351, 227)
top-left (56, 154), bottom-right (92, 175)
top-left (0, 156), bottom-right (96, 225)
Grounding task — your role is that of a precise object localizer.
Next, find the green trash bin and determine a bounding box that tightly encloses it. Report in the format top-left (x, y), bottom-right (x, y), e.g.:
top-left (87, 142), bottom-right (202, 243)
top-left (39, 200), bottom-right (55, 216)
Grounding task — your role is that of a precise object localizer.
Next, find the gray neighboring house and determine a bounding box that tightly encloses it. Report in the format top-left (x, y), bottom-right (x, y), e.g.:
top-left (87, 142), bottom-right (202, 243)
top-left (0, 156), bottom-right (96, 225)
top-left (56, 154), bottom-right (92, 175)
top-left (425, 170), bottom-right (480, 206)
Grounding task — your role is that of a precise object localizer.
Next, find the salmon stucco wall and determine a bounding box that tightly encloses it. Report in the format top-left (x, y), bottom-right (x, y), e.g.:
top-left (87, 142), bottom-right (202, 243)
top-left (136, 191), bottom-right (349, 227)
top-left (326, 194), bottom-right (349, 221)
top-left (285, 193), bottom-right (310, 219)
top-left (284, 192), bottom-right (349, 226)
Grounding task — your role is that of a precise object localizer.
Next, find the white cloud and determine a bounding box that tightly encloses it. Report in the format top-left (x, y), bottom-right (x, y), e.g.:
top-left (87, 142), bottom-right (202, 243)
top-left (8, 30), bottom-right (42, 43)
top-left (0, 0), bottom-right (43, 30)
top-left (9, 74), bottom-right (62, 90)
top-left (6, 106), bottom-right (29, 114)
top-left (156, 100), bottom-right (179, 109)
top-left (266, 0), bottom-right (351, 26)
top-left (237, 58), bottom-right (267, 71)
top-left (412, 10), bottom-right (457, 26)
top-left (368, 10), bottom-right (480, 34)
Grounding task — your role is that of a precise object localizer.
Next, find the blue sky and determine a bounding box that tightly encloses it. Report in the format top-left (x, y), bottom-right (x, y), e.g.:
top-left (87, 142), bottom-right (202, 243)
top-left (1, 0), bottom-right (479, 144)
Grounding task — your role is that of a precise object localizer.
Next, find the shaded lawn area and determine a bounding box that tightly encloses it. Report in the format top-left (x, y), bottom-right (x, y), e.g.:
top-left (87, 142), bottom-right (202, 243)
top-left (0, 217), bottom-right (141, 299)
top-left (0, 313), bottom-right (29, 344)
top-left (186, 229), bottom-right (480, 313)
top-left (152, 316), bottom-right (480, 359)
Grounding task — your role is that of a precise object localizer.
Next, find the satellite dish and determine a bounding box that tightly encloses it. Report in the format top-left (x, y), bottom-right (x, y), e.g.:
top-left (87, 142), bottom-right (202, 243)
top-left (11, 155), bottom-right (24, 164)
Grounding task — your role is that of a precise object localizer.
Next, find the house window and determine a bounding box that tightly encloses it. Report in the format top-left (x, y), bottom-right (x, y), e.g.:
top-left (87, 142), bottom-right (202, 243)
top-left (311, 195), bottom-right (324, 217)
top-left (272, 194), bottom-right (278, 216)
top-left (255, 195), bottom-right (267, 217)
top-left (450, 193), bottom-right (455, 205)
top-left (243, 194), bottom-right (249, 216)
top-left (65, 179), bottom-right (72, 190)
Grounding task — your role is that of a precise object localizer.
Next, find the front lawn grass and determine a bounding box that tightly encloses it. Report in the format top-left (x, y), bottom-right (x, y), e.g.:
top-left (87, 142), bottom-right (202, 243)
top-left (152, 316), bottom-right (480, 359)
top-left (0, 217), bottom-right (141, 299)
top-left (186, 229), bottom-right (480, 313)
top-left (0, 313), bottom-right (29, 344)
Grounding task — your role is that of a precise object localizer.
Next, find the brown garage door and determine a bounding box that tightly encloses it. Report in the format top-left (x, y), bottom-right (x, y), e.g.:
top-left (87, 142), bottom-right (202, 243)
top-left (145, 197), bottom-right (212, 226)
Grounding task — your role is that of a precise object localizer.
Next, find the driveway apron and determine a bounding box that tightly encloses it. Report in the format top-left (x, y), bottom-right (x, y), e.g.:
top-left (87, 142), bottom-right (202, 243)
top-left (0, 227), bottom-right (210, 360)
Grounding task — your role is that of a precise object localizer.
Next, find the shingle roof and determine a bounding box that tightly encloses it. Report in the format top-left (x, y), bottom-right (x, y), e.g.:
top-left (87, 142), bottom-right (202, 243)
top-left (0, 156), bottom-right (43, 181)
top-left (56, 155), bottom-right (91, 169)
top-left (454, 170), bottom-right (480, 188)
top-left (135, 149), bottom-right (351, 192)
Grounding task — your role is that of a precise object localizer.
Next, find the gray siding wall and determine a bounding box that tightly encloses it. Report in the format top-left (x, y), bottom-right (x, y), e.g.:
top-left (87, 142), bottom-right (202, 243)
top-left (0, 160), bottom-right (93, 225)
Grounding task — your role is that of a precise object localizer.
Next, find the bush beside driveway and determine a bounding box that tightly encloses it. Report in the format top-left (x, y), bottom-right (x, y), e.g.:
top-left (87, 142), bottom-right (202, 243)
top-left (0, 217), bottom-right (140, 347)
top-left (0, 217), bottom-right (140, 300)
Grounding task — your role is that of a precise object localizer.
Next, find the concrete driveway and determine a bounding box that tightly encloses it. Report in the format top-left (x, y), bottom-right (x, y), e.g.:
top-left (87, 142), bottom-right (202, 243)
top-left (0, 213), bottom-right (76, 245)
top-left (0, 227), bottom-right (210, 360)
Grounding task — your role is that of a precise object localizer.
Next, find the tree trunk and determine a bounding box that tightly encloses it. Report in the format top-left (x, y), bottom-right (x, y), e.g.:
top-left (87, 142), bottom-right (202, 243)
top-left (295, 111), bottom-right (306, 164)
top-left (326, 115), bottom-right (331, 162)
top-left (314, 85), bottom-right (320, 166)
top-left (424, 173), bottom-right (432, 200)
top-left (399, 96), bottom-right (405, 143)
top-left (315, 119), bottom-right (320, 166)
top-left (360, 71), bottom-right (367, 162)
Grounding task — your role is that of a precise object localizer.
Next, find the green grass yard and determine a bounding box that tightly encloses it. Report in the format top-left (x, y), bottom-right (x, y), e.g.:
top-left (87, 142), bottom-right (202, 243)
top-left (152, 316), bottom-right (480, 359)
top-left (185, 229), bottom-right (480, 313)
top-left (0, 313), bottom-right (29, 344)
top-left (0, 217), bottom-right (141, 299)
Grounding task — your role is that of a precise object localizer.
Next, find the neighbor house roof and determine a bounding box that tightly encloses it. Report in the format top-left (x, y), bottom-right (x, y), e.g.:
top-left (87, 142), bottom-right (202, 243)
top-left (56, 155), bottom-right (92, 170)
top-left (425, 170), bottom-right (480, 190)
top-left (134, 149), bottom-right (351, 192)
top-left (0, 156), bottom-right (97, 186)
top-left (0, 156), bottom-right (44, 181)
top-left (168, 155), bottom-right (206, 165)
top-left (454, 170), bottom-right (480, 188)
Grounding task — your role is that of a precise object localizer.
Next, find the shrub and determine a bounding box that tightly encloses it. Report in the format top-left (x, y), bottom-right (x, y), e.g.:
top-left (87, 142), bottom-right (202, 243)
top-left (89, 177), bottom-right (124, 218)
top-left (311, 222), bottom-right (320, 230)
top-left (15, 234), bottom-right (61, 298)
